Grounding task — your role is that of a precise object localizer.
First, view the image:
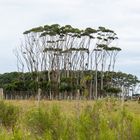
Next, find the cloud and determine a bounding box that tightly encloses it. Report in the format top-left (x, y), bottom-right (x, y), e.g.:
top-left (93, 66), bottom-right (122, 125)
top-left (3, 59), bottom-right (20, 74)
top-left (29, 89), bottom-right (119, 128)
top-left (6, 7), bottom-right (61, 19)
top-left (0, 0), bottom-right (139, 77)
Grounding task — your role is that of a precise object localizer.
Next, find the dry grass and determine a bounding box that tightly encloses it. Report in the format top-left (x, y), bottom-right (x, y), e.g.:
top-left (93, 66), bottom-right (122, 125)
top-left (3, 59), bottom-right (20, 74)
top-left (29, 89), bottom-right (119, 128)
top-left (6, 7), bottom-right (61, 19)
top-left (5, 99), bottom-right (140, 116)
top-left (1, 99), bottom-right (140, 140)
top-left (124, 100), bottom-right (140, 116)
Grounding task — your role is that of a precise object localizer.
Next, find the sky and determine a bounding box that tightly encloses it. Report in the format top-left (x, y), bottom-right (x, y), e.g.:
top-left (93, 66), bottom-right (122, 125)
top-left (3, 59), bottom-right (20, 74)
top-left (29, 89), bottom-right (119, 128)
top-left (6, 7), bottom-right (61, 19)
top-left (0, 0), bottom-right (140, 77)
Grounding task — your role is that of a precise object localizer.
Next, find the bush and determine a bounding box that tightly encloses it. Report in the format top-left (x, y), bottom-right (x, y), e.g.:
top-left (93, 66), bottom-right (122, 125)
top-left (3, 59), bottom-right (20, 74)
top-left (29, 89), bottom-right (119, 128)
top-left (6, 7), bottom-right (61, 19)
top-left (0, 101), bottom-right (19, 129)
top-left (25, 107), bottom-right (51, 135)
top-left (25, 105), bottom-right (67, 139)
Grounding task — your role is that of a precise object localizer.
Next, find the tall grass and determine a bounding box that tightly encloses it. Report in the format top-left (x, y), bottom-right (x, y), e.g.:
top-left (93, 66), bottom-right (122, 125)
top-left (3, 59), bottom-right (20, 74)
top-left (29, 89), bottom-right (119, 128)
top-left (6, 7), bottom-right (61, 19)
top-left (0, 101), bottom-right (19, 129)
top-left (0, 99), bottom-right (140, 140)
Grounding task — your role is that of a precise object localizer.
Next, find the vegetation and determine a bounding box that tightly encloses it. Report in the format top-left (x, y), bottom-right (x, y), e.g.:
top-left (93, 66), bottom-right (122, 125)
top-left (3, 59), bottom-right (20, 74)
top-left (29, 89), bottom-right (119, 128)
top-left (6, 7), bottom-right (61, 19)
top-left (0, 24), bottom-right (139, 139)
top-left (0, 71), bottom-right (139, 99)
top-left (13, 24), bottom-right (124, 99)
top-left (0, 101), bottom-right (19, 129)
top-left (0, 99), bottom-right (139, 140)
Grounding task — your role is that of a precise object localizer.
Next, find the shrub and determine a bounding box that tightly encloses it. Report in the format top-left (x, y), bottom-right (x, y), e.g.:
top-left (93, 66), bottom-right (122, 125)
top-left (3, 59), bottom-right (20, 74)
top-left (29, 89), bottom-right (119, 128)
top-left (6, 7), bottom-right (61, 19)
top-left (25, 107), bottom-right (51, 135)
top-left (25, 105), bottom-right (67, 140)
top-left (0, 101), bottom-right (19, 129)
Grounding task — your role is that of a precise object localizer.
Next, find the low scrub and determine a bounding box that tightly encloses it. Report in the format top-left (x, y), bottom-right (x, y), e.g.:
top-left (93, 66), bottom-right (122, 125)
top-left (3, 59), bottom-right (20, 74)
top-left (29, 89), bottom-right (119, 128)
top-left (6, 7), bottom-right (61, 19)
top-left (24, 100), bottom-right (140, 140)
top-left (0, 99), bottom-right (140, 140)
top-left (0, 101), bottom-right (19, 129)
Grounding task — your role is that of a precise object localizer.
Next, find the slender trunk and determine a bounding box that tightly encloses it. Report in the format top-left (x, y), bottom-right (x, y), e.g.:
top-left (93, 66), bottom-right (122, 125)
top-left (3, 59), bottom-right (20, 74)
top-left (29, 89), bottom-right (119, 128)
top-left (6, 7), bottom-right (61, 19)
top-left (95, 51), bottom-right (98, 99)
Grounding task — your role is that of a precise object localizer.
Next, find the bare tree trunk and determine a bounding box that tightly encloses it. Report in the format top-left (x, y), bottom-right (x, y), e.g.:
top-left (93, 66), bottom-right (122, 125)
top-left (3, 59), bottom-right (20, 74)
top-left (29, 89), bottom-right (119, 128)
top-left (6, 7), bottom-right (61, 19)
top-left (95, 51), bottom-right (98, 99)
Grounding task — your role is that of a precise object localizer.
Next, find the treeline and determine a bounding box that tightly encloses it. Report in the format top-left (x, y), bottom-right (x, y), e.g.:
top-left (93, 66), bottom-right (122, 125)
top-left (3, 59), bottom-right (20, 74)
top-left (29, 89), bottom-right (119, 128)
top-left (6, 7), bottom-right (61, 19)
top-left (14, 24), bottom-right (122, 100)
top-left (6, 24), bottom-right (138, 100)
top-left (0, 71), bottom-right (139, 99)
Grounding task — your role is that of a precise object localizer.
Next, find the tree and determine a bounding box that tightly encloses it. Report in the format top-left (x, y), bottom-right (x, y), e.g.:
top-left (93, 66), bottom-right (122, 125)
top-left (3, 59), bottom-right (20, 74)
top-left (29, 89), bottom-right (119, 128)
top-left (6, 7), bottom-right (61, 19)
top-left (15, 24), bottom-right (121, 99)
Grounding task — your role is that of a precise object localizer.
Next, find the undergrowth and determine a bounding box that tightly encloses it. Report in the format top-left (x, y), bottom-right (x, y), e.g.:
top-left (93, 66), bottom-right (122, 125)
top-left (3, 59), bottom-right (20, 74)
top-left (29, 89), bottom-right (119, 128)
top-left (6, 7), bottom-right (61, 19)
top-left (0, 99), bottom-right (139, 140)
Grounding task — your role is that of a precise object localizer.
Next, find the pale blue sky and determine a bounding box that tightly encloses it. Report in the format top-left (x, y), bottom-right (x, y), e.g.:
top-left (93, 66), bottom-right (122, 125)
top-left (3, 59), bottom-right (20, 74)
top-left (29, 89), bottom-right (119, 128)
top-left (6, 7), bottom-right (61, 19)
top-left (0, 0), bottom-right (140, 77)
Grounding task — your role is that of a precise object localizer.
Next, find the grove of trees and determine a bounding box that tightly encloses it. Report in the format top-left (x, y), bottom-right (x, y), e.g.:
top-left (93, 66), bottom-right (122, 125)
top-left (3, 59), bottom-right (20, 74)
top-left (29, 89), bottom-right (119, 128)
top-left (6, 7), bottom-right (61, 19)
top-left (0, 71), bottom-right (139, 99)
top-left (1, 24), bottom-right (138, 100)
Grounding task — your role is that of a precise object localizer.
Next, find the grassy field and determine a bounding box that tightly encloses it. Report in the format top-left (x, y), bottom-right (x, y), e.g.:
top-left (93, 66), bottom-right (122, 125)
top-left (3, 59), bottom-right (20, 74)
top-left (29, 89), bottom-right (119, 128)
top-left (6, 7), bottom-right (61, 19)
top-left (6, 99), bottom-right (140, 116)
top-left (0, 98), bottom-right (140, 140)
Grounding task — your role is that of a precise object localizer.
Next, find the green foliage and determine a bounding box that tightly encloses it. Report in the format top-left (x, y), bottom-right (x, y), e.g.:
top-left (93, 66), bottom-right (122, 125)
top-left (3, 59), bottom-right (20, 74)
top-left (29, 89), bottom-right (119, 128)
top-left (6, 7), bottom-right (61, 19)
top-left (23, 100), bottom-right (140, 139)
top-left (76, 103), bottom-right (102, 140)
top-left (104, 86), bottom-right (122, 94)
top-left (59, 82), bottom-right (72, 92)
top-left (59, 77), bottom-right (76, 92)
top-left (0, 71), bottom-right (139, 99)
top-left (0, 100), bottom-right (139, 139)
top-left (25, 107), bottom-right (51, 135)
top-left (25, 105), bottom-right (65, 140)
top-left (0, 101), bottom-right (19, 129)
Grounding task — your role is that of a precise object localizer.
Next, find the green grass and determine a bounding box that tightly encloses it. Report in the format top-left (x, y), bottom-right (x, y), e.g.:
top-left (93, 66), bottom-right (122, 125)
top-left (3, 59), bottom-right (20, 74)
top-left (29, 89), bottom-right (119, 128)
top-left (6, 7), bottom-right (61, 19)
top-left (0, 98), bottom-right (140, 140)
